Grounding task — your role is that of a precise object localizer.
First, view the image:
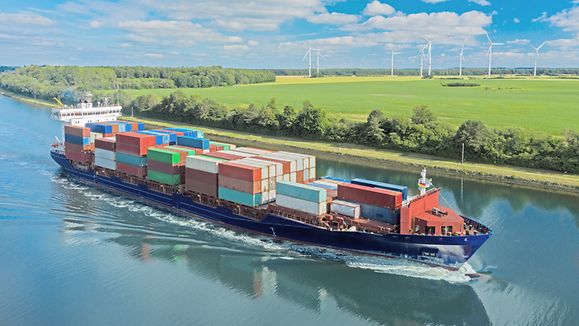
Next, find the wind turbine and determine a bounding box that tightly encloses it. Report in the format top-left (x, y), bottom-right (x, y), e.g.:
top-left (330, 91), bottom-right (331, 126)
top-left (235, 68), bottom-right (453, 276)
top-left (389, 46), bottom-right (400, 77)
top-left (423, 37), bottom-right (432, 76)
top-left (485, 33), bottom-right (503, 78)
top-left (314, 48), bottom-right (326, 77)
top-left (418, 44), bottom-right (427, 78)
top-left (302, 47), bottom-right (313, 78)
top-left (530, 42), bottom-right (546, 77)
top-left (459, 44), bottom-right (465, 77)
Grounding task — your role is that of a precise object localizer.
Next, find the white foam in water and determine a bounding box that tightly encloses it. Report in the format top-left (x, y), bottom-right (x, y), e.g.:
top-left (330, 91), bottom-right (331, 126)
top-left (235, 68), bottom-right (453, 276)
top-left (52, 175), bottom-right (478, 283)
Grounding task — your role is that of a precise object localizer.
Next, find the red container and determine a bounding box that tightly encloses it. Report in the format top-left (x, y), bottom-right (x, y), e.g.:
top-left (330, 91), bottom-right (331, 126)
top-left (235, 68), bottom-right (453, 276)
top-left (218, 175), bottom-right (260, 194)
top-left (95, 138), bottom-right (116, 151)
top-left (148, 160), bottom-right (183, 174)
top-left (116, 162), bottom-right (147, 177)
top-left (203, 152), bottom-right (244, 161)
top-left (296, 170), bottom-right (304, 183)
top-left (116, 132), bottom-right (156, 156)
top-left (258, 157), bottom-right (290, 174)
top-left (64, 125), bottom-right (90, 137)
top-left (65, 148), bottom-right (92, 164)
top-left (171, 145), bottom-right (203, 155)
top-left (218, 161), bottom-right (261, 182)
top-left (209, 145), bottom-right (224, 152)
top-left (65, 141), bottom-right (94, 152)
top-left (185, 169), bottom-right (218, 196)
top-left (337, 183), bottom-right (402, 209)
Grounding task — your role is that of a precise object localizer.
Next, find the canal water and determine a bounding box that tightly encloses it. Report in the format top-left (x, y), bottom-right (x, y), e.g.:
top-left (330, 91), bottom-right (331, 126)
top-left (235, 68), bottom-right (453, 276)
top-left (0, 96), bottom-right (577, 326)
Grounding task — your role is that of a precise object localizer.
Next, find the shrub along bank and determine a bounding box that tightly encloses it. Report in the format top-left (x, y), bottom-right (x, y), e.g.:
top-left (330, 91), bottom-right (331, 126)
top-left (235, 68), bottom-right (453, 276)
top-left (131, 91), bottom-right (578, 174)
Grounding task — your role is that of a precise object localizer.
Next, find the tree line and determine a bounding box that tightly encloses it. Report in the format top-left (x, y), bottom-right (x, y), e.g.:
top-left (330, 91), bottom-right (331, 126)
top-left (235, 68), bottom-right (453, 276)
top-left (131, 92), bottom-right (578, 174)
top-left (272, 68), bottom-right (579, 77)
top-left (0, 65), bottom-right (275, 103)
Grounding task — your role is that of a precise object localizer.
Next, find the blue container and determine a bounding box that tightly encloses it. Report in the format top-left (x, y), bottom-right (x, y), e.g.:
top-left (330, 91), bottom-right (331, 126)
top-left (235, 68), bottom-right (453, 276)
top-left (64, 134), bottom-right (91, 146)
top-left (165, 128), bottom-right (203, 138)
top-left (308, 181), bottom-right (338, 190)
top-left (137, 131), bottom-right (169, 145)
top-left (116, 152), bottom-right (148, 167)
top-left (86, 123), bottom-right (113, 134)
top-left (277, 181), bottom-right (326, 203)
top-left (359, 203), bottom-right (400, 224)
top-left (351, 178), bottom-right (408, 200)
top-left (177, 136), bottom-right (209, 150)
top-left (321, 176), bottom-right (351, 183)
top-left (151, 130), bottom-right (177, 143)
top-left (111, 122), bottom-right (132, 132)
top-left (137, 122), bottom-right (145, 131)
top-left (218, 187), bottom-right (262, 207)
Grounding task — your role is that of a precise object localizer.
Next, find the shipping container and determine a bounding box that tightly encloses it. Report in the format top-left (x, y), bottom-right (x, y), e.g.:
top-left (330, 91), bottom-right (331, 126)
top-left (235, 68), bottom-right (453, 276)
top-left (147, 147), bottom-right (181, 165)
top-left (167, 145), bottom-right (202, 156)
top-left (116, 152), bottom-right (148, 167)
top-left (330, 200), bottom-right (361, 218)
top-left (218, 187), bottom-right (263, 207)
top-left (147, 170), bottom-right (182, 186)
top-left (276, 181), bottom-right (326, 203)
top-left (359, 203), bottom-right (399, 224)
top-left (151, 129), bottom-right (177, 143)
top-left (64, 125), bottom-right (90, 137)
top-left (233, 147), bottom-right (272, 155)
top-left (351, 178), bottom-right (408, 201)
top-left (95, 157), bottom-right (116, 170)
top-left (275, 194), bottom-right (327, 215)
top-left (185, 155), bottom-right (225, 174)
top-left (220, 150), bottom-right (255, 158)
top-left (65, 148), bottom-right (92, 164)
top-left (257, 156), bottom-right (291, 174)
top-left (160, 129), bottom-right (184, 137)
top-left (185, 169), bottom-right (218, 196)
top-left (65, 141), bottom-right (94, 152)
top-left (95, 148), bottom-right (116, 161)
top-left (95, 137), bottom-right (116, 151)
top-left (308, 181), bottom-right (338, 190)
top-left (148, 160), bottom-right (183, 174)
top-left (137, 131), bottom-right (169, 145)
top-left (164, 128), bottom-right (203, 138)
top-left (209, 141), bottom-right (236, 151)
top-left (218, 175), bottom-right (262, 194)
top-left (337, 183), bottom-right (402, 209)
top-left (203, 151), bottom-right (244, 161)
top-left (64, 134), bottom-right (91, 146)
top-left (177, 136), bottom-right (209, 149)
top-left (86, 122), bottom-right (113, 134)
top-left (218, 161), bottom-right (262, 182)
top-left (115, 132), bottom-right (156, 156)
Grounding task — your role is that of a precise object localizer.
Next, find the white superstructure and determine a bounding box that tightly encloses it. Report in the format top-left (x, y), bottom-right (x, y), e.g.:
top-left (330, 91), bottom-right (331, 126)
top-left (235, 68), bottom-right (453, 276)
top-left (50, 94), bottom-right (122, 126)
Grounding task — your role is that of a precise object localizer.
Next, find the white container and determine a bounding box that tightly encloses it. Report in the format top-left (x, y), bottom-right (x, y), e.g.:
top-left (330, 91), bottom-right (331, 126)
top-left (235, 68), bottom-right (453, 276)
top-left (186, 155), bottom-right (221, 174)
top-left (95, 148), bottom-right (116, 161)
top-left (263, 153), bottom-right (297, 172)
top-left (276, 194), bottom-right (326, 215)
top-left (235, 158), bottom-right (271, 179)
top-left (95, 157), bottom-right (116, 170)
top-left (290, 172), bottom-right (297, 183)
top-left (330, 200), bottom-right (361, 219)
top-left (241, 157), bottom-right (279, 177)
top-left (235, 147), bottom-right (272, 155)
top-left (222, 150), bottom-right (255, 158)
top-left (309, 167), bottom-right (316, 180)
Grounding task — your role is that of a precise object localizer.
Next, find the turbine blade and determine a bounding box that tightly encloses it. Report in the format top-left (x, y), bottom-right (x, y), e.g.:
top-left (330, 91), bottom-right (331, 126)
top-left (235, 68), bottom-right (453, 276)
top-left (537, 42), bottom-right (546, 50)
top-left (485, 32), bottom-right (492, 43)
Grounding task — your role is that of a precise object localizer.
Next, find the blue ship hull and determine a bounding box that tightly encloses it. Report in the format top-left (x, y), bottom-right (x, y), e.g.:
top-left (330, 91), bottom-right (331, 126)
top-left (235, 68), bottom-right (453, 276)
top-left (51, 151), bottom-right (491, 268)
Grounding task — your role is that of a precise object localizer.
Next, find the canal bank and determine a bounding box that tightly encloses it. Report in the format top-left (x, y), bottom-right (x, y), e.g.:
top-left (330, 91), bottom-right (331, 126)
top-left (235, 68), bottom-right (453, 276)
top-left (121, 116), bottom-right (579, 195)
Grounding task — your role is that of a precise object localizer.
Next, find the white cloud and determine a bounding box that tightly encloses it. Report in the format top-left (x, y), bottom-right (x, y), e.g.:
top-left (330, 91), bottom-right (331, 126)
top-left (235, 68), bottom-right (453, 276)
top-left (89, 20), bottom-right (104, 28)
top-left (363, 1), bottom-right (396, 17)
top-left (506, 38), bottom-right (530, 45)
top-left (143, 53), bottom-right (164, 59)
top-left (537, 6), bottom-right (579, 33)
top-left (422, 0), bottom-right (449, 3)
top-left (307, 12), bottom-right (359, 25)
top-left (248, 40), bottom-right (259, 46)
top-left (513, 17), bottom-right (520, 24)
top-left (223, 44), bottom-right (250, 52)
top-left (0, 12), bottom-right (54, 26)
top-left (469, 0), bottom-right (491, 6)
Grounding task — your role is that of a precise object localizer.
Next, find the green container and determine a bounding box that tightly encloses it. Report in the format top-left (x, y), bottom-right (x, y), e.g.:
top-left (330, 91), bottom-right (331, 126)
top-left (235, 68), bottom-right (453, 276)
top-left (166, 146), bottom-right (198, 156)
top-left (147, 170), bottom-right (182, 186)
top-left (147, 147), bottom-right (180, 165)
top-left (277, 180), bottom-right (326, 203)
top-left (209, 141), bottom-right (231, 151)
top-left (117, 152), bottom-right (148, 167)
top-left (218, 187), bottom-right (262, 207)
top-left (200, 155), bottom-right (227, 162)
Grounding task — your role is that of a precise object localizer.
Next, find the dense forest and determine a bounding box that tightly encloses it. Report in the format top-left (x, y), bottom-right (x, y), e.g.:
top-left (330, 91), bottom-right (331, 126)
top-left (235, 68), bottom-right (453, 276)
top-left (272, 67), bottom-right (579, 77)
top-left (131, 92), bottom-right (579, 174)
top-left (0, 66), bottom-right (275, 103)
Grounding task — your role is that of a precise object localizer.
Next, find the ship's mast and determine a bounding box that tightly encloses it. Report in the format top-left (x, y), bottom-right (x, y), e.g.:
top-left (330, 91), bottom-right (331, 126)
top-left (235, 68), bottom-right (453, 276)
top-left (417, 168), bottom-right (432, 196)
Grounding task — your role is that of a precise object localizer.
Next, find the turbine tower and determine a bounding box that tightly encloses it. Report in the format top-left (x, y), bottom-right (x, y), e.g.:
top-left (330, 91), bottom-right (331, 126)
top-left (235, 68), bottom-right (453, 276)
top-left (389, 46), bottom-right (400, 77)
top-left (530, 42), bottom-right (546, 77)
top-left (419, 44), bottom-right (427, 78)
top-left (423, 37), bottom-right (432, 76)
top-left (302, 47), bottom-right (312, 78)
top-left (314, 48), bottom-right (326, 77)
top-left (459, 44), bottom-right (465, 77)
top-left (485, 33), bottom-right (503, 78)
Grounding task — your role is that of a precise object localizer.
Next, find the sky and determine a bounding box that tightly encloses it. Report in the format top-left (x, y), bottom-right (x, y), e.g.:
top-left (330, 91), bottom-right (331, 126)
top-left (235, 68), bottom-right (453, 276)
top-left (1, 0), bottom-right (579, 69)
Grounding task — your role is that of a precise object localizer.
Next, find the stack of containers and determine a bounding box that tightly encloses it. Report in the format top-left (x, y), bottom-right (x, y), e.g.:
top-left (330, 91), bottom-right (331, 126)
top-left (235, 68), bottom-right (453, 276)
top-left (220, 150), bottom-right (255, 158)
top-left (115, 132), bottom-right (156, 177)
top-left (308, 180), bottom-right (339, 198)
top-left (234, 147), bottom-right (273, 156)
top-left (64, 125), bottom-right (93, 164)
top-left (137, 130), bottom-right (170, 145)
top-left (259, 151), bottom-right (316, 184)
top-left (146, 148), bottom-right (183, 186)
top-left (218, 160), bottom-right (268, 207)
top-left (164, 128), bottom-right (203, 138)
top-left (330, 200), bottom-right (361, 219)
top-left (151, 129), bottom-right (180, 144)
top-left (337, 183), bottom-right (402, 223)
top-left (177, 136), bottom-right (209, 151)
top-left (94, 137), bottom-right (117, 170)
top-left (86, 122), bottom-right (114, 137)
top-left (350, 178), bottom-right (408, 201)
top-left (209, 141), bottom-right (236, 151)
top-left (275, 181), bottom-right (327, 216)
top-left (184, 155), bottom-right (227, 196)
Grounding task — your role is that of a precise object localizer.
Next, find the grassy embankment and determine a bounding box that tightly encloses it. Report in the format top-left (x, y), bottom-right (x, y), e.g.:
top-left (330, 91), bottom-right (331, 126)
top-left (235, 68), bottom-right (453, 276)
top-left (123, 76), bottom-right (579, 136)
top-left (0, 89), bottom-right (57, 107)
top-left (121, 116), bottom-right (579, 194)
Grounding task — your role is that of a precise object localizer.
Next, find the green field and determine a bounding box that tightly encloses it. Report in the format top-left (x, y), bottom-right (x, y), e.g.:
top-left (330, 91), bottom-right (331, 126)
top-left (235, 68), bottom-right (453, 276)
top-left (123, 76), bottom-right (579, 135)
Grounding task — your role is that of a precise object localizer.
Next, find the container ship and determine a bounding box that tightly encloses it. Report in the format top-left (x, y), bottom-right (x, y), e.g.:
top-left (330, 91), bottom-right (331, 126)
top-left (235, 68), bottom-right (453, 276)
top-left (50, 122), bottom-right (491, 269)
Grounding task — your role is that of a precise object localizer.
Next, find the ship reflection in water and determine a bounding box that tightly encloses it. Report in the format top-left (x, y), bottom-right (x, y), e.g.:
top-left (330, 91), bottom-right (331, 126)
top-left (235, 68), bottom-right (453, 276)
top-left (60, 208), bottom-right (490, 326)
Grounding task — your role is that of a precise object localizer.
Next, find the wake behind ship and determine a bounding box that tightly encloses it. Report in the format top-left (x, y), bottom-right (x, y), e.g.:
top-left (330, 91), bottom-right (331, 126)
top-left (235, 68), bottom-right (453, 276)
top-left (51, 121), bottom-right (491, 269)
